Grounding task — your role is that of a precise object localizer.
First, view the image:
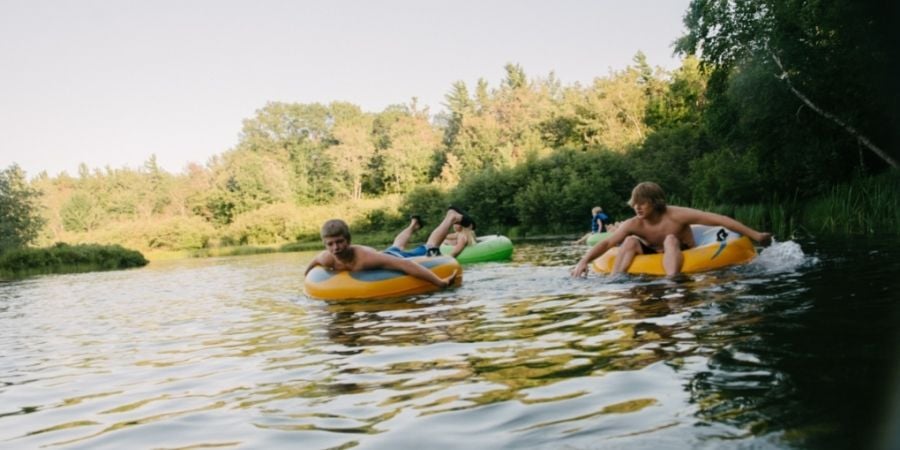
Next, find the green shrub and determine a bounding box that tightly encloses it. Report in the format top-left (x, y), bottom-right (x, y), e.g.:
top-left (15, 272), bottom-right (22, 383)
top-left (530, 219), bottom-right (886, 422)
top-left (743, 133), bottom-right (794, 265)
top-left (445, 150), bottom-right (633, 235)
top-left (0, 242), bottom-right (148, 279)
top-left (221, 203), bottom-right (305, 246)
top-left (397, 185), bottom-right (450, 228)
top-left (145, 216), bottom-right (215, 250)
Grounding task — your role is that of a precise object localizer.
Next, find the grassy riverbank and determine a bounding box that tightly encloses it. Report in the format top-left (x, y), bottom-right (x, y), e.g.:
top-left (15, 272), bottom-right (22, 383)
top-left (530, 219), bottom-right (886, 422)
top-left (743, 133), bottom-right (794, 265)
top-left (14, 171), bottom-right (895, 269)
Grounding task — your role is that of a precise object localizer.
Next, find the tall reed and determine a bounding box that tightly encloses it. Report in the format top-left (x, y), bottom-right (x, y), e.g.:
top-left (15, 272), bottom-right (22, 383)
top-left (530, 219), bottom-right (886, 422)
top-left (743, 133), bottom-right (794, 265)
top-left (712, 170), bottom-right (899, 238)
top-left (801, 170), bottom-right (899, 235)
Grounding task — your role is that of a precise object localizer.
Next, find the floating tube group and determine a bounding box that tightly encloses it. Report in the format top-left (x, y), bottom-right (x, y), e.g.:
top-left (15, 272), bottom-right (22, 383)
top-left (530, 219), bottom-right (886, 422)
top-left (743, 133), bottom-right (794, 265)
top-left (591, 225), bottom-right (757, 275)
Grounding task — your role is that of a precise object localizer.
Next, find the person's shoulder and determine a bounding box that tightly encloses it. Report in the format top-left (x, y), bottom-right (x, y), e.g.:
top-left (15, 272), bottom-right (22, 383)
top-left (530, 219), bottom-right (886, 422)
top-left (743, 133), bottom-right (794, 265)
top-left (351, 245), bottom-right (394, 270)
top-left (311, 250), bottom-right (336, 269)
top-left (619, 217), bottom-right (640, 229)
top-left (667, 205), bottom-right (698, 217)
top-left (352, 245), bottom-right (380, 258)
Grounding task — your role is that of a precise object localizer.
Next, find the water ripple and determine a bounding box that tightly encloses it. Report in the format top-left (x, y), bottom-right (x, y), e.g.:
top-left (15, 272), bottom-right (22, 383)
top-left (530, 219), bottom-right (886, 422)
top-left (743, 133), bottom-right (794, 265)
top-left (1, 240), bottom-right (897, 449)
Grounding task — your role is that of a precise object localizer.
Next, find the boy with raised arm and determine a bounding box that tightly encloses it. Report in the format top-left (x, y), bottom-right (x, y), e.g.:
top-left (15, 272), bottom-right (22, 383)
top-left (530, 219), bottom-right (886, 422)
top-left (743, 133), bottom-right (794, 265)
top-left (305, 208), bottom-right (470, 288)
top-left (571, 182), bottom-right (772, 277)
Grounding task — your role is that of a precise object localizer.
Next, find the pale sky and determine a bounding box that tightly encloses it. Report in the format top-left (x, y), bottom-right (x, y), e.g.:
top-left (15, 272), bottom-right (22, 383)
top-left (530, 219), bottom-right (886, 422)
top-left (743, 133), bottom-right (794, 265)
top-left (1, 0), bottom-right (691, 178)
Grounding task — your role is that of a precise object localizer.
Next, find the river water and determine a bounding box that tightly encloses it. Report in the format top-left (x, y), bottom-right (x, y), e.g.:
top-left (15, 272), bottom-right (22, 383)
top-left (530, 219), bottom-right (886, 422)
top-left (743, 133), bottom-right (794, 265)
top-left (1, 236), bottom-right (899, 449)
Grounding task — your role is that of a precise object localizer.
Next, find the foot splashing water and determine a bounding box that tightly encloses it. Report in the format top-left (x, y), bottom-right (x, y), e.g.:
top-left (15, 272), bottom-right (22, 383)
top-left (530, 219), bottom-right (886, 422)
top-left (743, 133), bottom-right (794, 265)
top-left (753, 239), bottom-right (816, 273)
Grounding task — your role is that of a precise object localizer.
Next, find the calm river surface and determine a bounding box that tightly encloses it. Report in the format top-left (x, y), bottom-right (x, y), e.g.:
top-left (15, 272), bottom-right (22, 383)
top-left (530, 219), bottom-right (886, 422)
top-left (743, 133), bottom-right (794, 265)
top-left (2, 236), bottom-right (899, 449)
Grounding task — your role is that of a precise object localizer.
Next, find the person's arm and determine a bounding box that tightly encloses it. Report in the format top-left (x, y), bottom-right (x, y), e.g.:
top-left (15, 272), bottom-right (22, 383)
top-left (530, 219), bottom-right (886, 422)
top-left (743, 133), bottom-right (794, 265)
top-left (304, 252), bottom-right (330, 276)
top-left (570, 221), bottom-right (632, 277)
top-left (681, 207), bottom-right (773, 245)
top-left (374, 252), bottom-right (457, 288)
top-left (449, 234), bottom-right (468, 257)
top-left (574, 232), bottom-right (591, 244)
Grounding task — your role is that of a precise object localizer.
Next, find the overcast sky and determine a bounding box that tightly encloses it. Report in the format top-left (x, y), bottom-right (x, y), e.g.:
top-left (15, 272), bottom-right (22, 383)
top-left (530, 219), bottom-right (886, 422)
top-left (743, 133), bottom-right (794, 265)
top-left (1, 0), bottom-right (691, 177)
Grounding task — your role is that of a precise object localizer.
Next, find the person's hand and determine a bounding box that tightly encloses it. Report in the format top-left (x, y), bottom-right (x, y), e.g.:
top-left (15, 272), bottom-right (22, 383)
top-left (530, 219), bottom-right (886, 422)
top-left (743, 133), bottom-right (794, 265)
top-left (756, 232), bottom-right (773, 246)
top-left (440, 270), bottom-right (459, 288)
top-left (570, 260), bottom-right (588, 278)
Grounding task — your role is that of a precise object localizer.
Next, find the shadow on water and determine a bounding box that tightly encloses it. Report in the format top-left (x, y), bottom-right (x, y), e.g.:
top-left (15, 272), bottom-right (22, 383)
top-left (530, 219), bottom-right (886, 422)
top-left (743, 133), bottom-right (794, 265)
top-left (703, 236), bottom-right (900, 450)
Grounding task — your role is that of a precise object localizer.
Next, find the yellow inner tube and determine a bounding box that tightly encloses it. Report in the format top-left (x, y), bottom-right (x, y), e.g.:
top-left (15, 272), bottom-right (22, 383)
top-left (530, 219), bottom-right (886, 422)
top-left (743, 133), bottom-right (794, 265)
top-left (591, 226), bottom-right (757, 275)
top-left (304, 256), bottom-right (462, 300)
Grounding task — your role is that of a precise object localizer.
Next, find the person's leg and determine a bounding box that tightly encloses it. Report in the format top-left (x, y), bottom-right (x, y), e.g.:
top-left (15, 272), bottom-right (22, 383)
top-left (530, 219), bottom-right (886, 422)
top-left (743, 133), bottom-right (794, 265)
top-left (425, 209), bottom-right (464, 248)
top-left (391, 217), bottom-right (423, 249)
top-left (613, 236), bottom-right (644, 273)
top-left (662, 234), bottom-right (684, 276)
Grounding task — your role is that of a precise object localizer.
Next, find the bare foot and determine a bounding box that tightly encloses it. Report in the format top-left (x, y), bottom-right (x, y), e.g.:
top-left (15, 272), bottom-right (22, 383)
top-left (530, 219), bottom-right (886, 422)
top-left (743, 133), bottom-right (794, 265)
top-left (410, 215), bottom-right (424, 232)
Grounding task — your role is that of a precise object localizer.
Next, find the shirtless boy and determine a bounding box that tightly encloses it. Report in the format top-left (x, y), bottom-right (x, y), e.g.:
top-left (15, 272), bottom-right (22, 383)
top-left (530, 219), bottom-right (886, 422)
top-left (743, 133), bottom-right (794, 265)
top-left (305, 208), bottom-right (467, 288)
top-left (571, 182), bottom-right (773, 277)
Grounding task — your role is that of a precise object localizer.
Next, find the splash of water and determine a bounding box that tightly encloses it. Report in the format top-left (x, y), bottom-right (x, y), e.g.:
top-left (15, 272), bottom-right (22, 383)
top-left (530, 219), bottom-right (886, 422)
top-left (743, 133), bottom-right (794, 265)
top-left (753, 240), bottom-right (815, 273)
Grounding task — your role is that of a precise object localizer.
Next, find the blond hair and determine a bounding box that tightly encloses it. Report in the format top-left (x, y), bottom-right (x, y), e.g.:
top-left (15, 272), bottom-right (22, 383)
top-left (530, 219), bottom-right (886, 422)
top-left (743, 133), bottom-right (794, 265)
top-left (591, 206), bottom-right (602, 215)
top-left (628, 182), bottom-right (667, 213)
top-left (321, 219), bottom-right (351, 240)
top-left (460, 226), bottom-right (477, 247)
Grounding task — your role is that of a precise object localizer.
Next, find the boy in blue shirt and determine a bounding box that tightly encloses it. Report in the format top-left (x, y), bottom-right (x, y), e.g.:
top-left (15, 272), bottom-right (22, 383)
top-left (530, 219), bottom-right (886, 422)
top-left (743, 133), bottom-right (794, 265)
top-left (575, 206), bottom-right (611, 244)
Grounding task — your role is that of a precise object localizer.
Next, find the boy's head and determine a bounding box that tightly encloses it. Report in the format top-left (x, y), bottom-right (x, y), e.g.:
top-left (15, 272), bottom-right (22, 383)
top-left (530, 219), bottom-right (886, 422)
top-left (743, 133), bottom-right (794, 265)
top-left (629, 182), bottom-right (667, 213)
top-left (321, 219), bottom-right (351, 241)
top-left (591, 206), bottom-right (602, 215)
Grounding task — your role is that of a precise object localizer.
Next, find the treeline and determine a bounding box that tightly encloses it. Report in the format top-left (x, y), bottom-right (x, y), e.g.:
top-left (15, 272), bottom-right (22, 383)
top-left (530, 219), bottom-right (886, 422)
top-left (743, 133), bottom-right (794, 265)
top-left (23, 53), bottom-right (704, 250)
top-left (4, 1), bottom-right (898, 256)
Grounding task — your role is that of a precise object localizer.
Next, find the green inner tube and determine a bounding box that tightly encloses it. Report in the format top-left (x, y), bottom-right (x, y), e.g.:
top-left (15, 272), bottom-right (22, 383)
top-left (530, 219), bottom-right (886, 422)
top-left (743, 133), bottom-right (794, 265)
top-left (586, 232), bottom-right (611, 246)
top-left (440, 235), bottom-right (514, 264)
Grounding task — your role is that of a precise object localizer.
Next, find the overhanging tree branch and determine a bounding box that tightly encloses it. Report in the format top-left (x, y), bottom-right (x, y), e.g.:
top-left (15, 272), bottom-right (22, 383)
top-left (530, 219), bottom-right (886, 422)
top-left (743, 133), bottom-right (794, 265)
top-left (770, 52), bottom-right (898, 168)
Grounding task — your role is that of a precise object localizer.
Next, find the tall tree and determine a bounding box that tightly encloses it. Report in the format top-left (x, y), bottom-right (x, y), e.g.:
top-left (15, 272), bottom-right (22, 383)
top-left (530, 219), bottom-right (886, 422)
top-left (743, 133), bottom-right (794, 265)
top-left (237, 102), bottom-right (336, 203)
top-left (373, 107), bottom-right (442, 193)
top-left (326, 102), bottom-right (376, 200)
top-left (574, 62), bottom-right (654, 151)
top-left (0, 165), bottom-right (45, 252)
top-left (676, 0), bottom-right (898, 169)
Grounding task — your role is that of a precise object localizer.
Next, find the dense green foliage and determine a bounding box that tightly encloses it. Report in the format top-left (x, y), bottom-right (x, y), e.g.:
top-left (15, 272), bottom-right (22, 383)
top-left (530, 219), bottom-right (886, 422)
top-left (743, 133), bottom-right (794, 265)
top-left (676, 0), bottom-right (899, 185)
top-left (0, 243), bottom-right (148, 279)
top-left (6, 3), bottom-right (896, 256)
top-left (0, 165), bottom-right (45, 254)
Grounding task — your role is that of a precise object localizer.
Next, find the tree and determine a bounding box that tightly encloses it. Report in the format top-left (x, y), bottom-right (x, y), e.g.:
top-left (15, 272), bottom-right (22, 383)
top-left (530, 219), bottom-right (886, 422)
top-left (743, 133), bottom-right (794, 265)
top-left (236, 102), bottom-right (337, 204)
top-left (326, 102), bottom-right (375, 200)
top-left (60, 192), bottom-right (101, 232)
top-left (574, 63), bottom-right (653, 151)
top-left (442, 81), bottom-right (475, 151)
top-left (0, 165), bottom-right (45, 252)
top-left (205, 150), bottom-right (293, 225)
top-left (676, 0), bottom-right (898, 169)
top-left (374, 109), bottom-right (441, 192)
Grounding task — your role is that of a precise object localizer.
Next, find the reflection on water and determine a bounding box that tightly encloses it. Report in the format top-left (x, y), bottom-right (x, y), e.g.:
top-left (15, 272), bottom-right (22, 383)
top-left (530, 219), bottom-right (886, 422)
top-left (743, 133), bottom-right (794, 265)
top-left (1, 238), bottom-right (899, 449)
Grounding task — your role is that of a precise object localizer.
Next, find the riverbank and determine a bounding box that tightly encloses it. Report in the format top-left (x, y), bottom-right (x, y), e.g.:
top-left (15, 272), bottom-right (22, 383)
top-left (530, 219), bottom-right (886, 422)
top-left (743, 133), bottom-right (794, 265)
top-left (18, 171), bottom-right (894, 267)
